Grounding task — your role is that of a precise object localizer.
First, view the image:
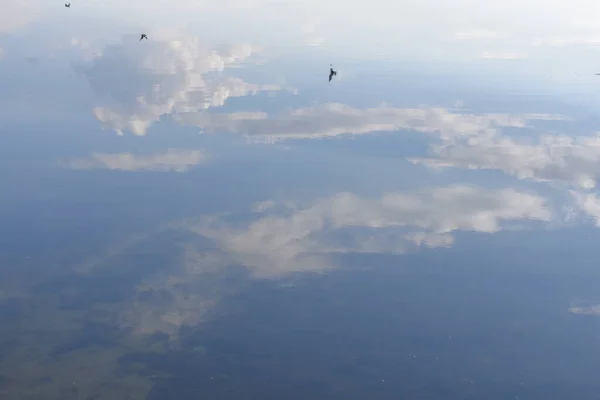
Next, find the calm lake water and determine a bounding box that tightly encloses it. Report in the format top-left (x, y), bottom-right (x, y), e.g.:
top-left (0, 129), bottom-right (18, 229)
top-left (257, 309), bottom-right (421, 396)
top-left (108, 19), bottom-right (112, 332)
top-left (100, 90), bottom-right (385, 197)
top-left (3, 1), bottom-right (600, 399)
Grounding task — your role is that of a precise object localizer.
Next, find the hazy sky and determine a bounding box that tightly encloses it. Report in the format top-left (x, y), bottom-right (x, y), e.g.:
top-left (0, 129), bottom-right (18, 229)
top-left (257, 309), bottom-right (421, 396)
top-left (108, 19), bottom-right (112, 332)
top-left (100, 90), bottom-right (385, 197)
top-left (8, 0), bottom-right (600, 68)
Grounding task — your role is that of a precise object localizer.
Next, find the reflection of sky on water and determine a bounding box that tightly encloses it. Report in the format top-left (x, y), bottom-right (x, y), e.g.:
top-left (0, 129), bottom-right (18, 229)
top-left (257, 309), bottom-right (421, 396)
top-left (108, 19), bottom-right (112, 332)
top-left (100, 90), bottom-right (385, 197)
top-left (4, 1), bottom-right (600, 399)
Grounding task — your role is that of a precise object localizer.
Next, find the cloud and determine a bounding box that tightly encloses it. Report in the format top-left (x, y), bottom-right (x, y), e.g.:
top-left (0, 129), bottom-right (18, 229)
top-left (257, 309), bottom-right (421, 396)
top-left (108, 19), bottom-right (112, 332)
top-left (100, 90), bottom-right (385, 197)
top-left (412, 131), bottom-right (600, 190)
top-left (0, 0), bottom-right (43, 33)
top-left (176, 103), bottom-right (564, 142)
top-left (74, 223), bottom-right (226, 337)
top-left (571, 191), bottom-right (600, 226)
top-left (252, 200), bottom-right (276, 212)
top-left (305, 36), bottom-right (325, 46)
top-left (77, 36), bottom-right (286, 135)
top-left (83, 183), bottom-right (551, 337)
top-left (186, 185), bottom-right (552, 278)
top-left (300, 21), bottom-right (325, 46)
top-left (453, 29), bottom-right (509, 40)
top-left (532, 36), bottom-right (600, 46)
top-left (451, 27), bottom-right (600, 50)
top-left (118, 264), bottom-right (219, 336)
top-left (66, 149), bottom-right (207, 172)
top-left (569, 304), bottom-right (600, 316)
top-left (480, 50), bottom-right (527, 59)
top-left (177, 101), bottom-right (600, 192)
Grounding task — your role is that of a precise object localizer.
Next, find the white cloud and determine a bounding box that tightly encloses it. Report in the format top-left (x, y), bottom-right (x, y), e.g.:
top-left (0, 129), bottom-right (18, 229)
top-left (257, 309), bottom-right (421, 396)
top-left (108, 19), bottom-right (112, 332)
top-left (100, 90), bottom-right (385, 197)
top-left (453, 29), bottom-right (509, 40)
top-left (412, 131), bottom-right (600, 190)
top-left (176, 103), bottom-right (564, 142)
top-left (0, 0), bottom-right (44, 33)
top-left (187, 185), bottom-right (551, 278)
top-left (451, 26), bottom-right (600, 50)
top-left (480, 50), bottom-right (527, 59)
top-left (252, 200), bottom-right (276, 212)
top-left (532, 36), bottom-right (600, 46)
top-left (66, 149), bottom-right (207, 172)
top-left (569, 304), bottom-right (600, 316)
top-left (77, 36), bottom-right (286, 135)
top-left (177, 101), bottom-right (600, 193)
top-left (305, 36), bottom-right (325, 46)
top-left (300, 21), bottom-right (325, 46)
top-left (571, 191), bottom-right (600, 225)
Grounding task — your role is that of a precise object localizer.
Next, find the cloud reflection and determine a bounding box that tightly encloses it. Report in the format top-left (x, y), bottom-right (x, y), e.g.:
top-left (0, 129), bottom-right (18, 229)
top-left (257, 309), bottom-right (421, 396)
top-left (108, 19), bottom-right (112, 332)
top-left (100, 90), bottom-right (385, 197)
top-left (571, 191), bottom-right (600, 226)
top-left (412, 129), bottom-right (600, 190)
top-left (176, 103), bottom-right (564, 142)
top-left (77, 36), bottom-right (285, 135)
top-left (119, 263), bottom-right (219, 336)
top-left (66, 149), bottom-right (207, 172)
top-left (88, 184), bottom-right (552, 337)
top-left (187, 184), bottom-right (552, 278)
top-left (569, 304), bottom-right (600, 316)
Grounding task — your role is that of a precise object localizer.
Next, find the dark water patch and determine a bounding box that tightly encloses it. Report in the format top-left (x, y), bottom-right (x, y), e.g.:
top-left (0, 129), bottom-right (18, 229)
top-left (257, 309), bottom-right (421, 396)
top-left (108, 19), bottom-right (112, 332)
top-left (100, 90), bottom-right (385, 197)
top-left (32, 228), bottom-right (193, 312)
top-left (0, 299), bottom-right (30, 324)
top-left (50, 321), bottom-right (120, 356)
top-left (118, 247), bottom-right (600, 400)
top-left (34, 274), bottom-right (140, 309)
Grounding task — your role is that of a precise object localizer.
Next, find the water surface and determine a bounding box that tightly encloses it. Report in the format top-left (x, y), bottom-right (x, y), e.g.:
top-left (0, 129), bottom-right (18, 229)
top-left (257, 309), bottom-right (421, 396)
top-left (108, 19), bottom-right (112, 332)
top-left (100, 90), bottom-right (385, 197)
top-left (2, 1), bottom-right (600, 399)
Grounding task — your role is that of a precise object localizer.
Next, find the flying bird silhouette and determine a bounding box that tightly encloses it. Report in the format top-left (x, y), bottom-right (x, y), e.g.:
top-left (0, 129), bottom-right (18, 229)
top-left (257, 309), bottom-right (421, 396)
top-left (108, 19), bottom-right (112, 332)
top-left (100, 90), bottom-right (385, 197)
top-left (139, 34), bottom-right (148, 41)
top-left (65, 2), bottom-right (70, 7)
top-left (328, 65), bottom-right (337, 82)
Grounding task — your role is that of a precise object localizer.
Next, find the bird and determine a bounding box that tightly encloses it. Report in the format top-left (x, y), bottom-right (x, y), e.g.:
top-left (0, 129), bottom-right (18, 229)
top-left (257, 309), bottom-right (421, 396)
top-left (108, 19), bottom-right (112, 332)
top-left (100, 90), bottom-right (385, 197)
top-left (328, 64), bottom-right (337, 82)
top-left (139, 34), bottom-right (148, 41)
top-left (65, 2), bottom-right (70, 7)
